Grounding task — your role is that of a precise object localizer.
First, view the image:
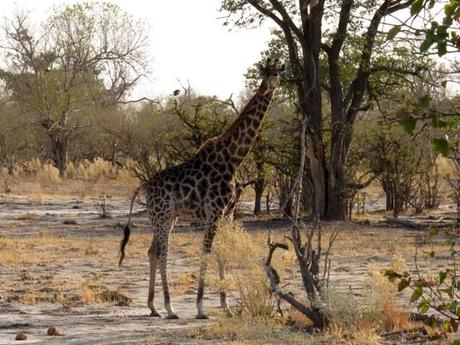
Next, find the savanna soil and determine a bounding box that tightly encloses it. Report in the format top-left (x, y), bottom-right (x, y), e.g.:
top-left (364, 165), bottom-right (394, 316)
top-left (0, 178), bottom-right (457, 344)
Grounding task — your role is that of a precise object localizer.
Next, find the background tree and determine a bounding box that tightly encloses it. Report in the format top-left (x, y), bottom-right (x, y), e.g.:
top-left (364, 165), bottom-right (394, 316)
top-left (220, 0), bottom-right (434, 220)
top-left (0, 2), bottom-right (149, 176)
top-left (0, 96), bottom-right (37, 174)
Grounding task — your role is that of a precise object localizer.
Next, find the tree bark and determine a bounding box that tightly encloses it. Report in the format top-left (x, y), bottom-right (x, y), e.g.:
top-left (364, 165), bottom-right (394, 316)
top-left (253, 159), bottom-right (265, 215)
top-left (49, 134), bottom-right (68, 177)
top-left (254, 179), bottom-right (264, 215)
top-left (307, 136), bottom-right (327, 217)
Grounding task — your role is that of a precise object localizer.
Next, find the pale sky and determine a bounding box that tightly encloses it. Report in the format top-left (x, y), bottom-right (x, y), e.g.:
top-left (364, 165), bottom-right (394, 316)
top-left (0, 0), bottom-right (273, 100)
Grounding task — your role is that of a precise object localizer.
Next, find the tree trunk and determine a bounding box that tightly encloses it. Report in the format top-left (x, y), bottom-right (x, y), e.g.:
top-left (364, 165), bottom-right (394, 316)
top-left (253, 159), bottom-right (265, 215)
top-left (253, 179), bottom-right (264, 215)
top-left (301, 170), bottom-right (314, 215)
top-left (307, 137), bottom-right (327, 218)
top-left (326, 168), bottom-right (347, 221)
top-left (49, 134), bottom-right (68, 177)
top-left (7, 155), bottom-right (14, 175)
top-left (266, 191), bottom-right (271, 215)
top-left (278, 180), bottom-right (293, 218)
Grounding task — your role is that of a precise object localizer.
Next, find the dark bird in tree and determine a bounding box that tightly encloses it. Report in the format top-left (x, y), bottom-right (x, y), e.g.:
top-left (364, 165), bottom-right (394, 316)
top-left (173, 89), bottom-right (180, 96)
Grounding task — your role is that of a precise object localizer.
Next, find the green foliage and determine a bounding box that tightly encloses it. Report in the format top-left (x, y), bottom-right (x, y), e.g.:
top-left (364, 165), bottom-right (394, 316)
top-left (405, 0), bottom-right (460, 55)
top-left (395, 90), bottom-right (459, 157)
top-left (383, 227), bottom-right (460, 341)
top-left (432, 138), bottom-right (450, 156)
top-left (359, 117), bottom-right (437, 216)
top-left (386, 25), bottom-right (402, 40)
top-left (411, 0), bottom-right (424, 16)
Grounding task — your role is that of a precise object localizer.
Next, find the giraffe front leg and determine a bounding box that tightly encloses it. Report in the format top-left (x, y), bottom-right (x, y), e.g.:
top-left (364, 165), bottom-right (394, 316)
top-left (147, 239), bottom-right (160, 317)
top-left (196, 224), bottom-right (217, 319)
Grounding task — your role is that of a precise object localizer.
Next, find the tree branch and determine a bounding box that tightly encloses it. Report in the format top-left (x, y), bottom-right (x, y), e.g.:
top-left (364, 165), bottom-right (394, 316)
top-left (268, 0), bottom-right (304, 41)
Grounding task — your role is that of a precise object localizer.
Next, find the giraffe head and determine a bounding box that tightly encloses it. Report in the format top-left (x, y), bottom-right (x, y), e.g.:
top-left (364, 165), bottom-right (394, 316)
top-left (256, 58), bottom-right (285, 95)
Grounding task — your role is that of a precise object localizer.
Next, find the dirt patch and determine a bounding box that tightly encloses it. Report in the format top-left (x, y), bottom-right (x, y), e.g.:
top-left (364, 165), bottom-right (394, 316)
top-left (0, 182), bottom-right (457, 344)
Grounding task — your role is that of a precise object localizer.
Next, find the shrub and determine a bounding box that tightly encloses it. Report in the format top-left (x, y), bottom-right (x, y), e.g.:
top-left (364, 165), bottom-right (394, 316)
top-left (213, 219), bottom-right (275, 317)
top-left (36, 163), bottom-right (61, 184)
top-left (67, 158), bottom-right (116, 181)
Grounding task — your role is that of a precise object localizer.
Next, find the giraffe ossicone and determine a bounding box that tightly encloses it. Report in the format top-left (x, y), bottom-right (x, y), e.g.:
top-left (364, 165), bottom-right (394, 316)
top-left (119, 58), bottom-right (284, 319)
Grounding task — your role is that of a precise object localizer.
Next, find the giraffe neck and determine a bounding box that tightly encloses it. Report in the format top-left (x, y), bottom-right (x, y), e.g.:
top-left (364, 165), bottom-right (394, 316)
top-left (219, 87), bottom-right (274, 170)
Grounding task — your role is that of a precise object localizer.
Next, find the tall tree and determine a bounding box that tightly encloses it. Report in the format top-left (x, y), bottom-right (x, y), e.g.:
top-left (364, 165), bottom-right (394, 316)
top-left (220, 0), bottom-right (425, 220)
top-left (0, 2), bottom-right (148, 175)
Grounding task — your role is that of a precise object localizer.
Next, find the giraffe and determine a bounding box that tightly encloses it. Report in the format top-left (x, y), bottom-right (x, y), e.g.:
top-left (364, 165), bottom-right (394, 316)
top-left (119, 58), bottom-right (284, 319)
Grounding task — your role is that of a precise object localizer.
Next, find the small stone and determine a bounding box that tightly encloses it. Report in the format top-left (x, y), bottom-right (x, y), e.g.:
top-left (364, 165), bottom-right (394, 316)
top-left (15, 333), bottom-right (27, 340)
top-left (63, 220), bottom-right (77, 225)
top-left (47, 326), bottom-right (61, 336)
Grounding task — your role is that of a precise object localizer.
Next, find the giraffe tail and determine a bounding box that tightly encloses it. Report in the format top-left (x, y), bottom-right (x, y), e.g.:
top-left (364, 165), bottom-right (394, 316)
top-left (119, 184), bottom-right (144, 267)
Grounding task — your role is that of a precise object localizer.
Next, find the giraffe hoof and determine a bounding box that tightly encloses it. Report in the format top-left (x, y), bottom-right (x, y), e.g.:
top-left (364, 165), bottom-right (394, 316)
top-left (149, 310), bottom-right (161, 317)
top-left (165, 314), bottom-right (180, 320)
top-left (195, 313), bottom-right (209, 320)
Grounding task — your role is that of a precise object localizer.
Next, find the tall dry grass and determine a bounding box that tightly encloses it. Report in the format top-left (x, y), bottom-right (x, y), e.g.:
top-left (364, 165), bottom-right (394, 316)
top-left (36, 164), bottom-right (60, 184)
top-left (4, 157), bottom-right (136, 183)
top-left (0, 158), bottom-right (139, 200)
top-left (67, 158), bottom-right (116, 181)
top-left (212, 219), bottom-right (275, 317)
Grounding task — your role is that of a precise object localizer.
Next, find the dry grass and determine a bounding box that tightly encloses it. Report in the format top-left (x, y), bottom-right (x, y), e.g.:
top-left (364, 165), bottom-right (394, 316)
top-left (0, 233), bottom-right (114, 267)
top-left (0, 232), bottom-right (136, 308)
top-left (207, 221), bottom-right (428, 344)
top-left (15, 212), bottom-right (41, 221)
top-left (1, 174), bottom-right (455, 345)
top-left (30, 182), bottom-right (43, 205)
top-left (67, 158), bottom-right (116, 181)
top-left (212, 220), bottom-right (276, 317)
top-left (171, 272), bottom-right (197, 295)
top-left (80, 278), bottom-right (131, 306)
top-left (36, 164), bottom-right (61, 184)
top-left (1, 158), bottom-right (139, 201)
top-left (187, 316), bottom-right (313, 345)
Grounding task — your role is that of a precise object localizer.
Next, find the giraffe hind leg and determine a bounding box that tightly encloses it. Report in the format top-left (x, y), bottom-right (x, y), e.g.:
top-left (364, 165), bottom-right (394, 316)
top-left (196, 221), bottom-right (219, 319)
top-left (218, 258), bottom-right (233, 317)
top-left (157, 223), bottom-right (179, 319)
top-left (147, 238), bottom-right (160, 317)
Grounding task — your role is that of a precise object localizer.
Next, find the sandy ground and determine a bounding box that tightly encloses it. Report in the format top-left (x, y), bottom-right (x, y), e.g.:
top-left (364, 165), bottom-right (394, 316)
top-left (0, 185), bottom-right (458, 345)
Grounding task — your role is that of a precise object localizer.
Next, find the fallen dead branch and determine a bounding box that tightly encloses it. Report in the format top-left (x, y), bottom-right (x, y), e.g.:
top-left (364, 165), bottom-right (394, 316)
top-left (262, 220), bottom-right (339, 329)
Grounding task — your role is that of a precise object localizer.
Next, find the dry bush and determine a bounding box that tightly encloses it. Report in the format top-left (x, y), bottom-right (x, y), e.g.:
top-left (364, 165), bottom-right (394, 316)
top-left (67, 158), bottom-right (117, 181)
top-left (212, 219), bottom-right (275, 317)
top-left (84, 243), bottom-right (101, 256)
top-left (36, 163), bottom-right (60, 184)
top-left (13, 158), bottom-right (40, 176)
top-left (187, 315), bottom-right (310, 345)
